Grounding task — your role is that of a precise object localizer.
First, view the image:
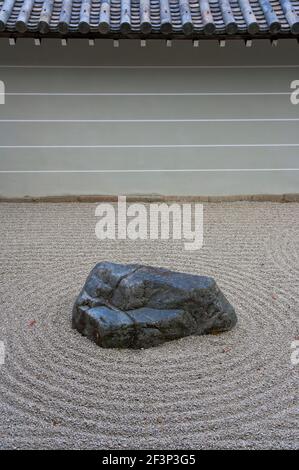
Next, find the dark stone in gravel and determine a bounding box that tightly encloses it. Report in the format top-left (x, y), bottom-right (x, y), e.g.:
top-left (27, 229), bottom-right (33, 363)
top-left (72, 262), bottom-right (237, 349)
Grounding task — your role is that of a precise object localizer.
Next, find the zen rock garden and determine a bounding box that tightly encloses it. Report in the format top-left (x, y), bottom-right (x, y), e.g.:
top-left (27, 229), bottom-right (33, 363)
top-left (72, 262), bottom-right (237, 349)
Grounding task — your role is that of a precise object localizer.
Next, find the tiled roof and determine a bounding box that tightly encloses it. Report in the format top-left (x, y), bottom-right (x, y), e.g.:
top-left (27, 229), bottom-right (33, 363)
top-left (0, 0), bottom-right (298, 38)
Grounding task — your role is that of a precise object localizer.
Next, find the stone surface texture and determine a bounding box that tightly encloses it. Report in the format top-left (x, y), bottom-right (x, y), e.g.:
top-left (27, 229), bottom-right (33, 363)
top-left (72, 262), bottom-right (237, 348)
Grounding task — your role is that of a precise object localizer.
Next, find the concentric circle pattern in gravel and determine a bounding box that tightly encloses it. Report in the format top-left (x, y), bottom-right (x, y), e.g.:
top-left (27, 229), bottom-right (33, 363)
top-left (0, 201), bottom-right (298, 450)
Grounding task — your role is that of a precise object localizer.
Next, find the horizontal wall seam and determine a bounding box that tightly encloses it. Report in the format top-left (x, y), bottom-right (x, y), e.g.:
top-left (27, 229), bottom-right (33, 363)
top-left (3, 92), bottom-right (293, 96)
top-left (1, 144), bottom-right (299, 148)
top-left (0, 118), bottom-right (298, 122)
top-left (0, 169), bottom-right (298, 173)
top-left (0, 65), bottom-right (299, 69)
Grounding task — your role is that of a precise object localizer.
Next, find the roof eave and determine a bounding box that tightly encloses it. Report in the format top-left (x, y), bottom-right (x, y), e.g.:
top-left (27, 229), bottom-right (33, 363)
top-left (0, 32), bottom-right (298, 40)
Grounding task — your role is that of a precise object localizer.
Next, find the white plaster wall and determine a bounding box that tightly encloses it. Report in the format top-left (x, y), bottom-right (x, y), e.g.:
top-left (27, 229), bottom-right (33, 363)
top-left (0, 38), bottom-right (298, 197)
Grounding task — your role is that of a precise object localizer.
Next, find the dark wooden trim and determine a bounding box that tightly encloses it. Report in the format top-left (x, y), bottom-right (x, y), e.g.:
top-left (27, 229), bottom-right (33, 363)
top-left (0, 32), bottom-right (297, 40)
top-left (0, 194), bottom-right (298, 203)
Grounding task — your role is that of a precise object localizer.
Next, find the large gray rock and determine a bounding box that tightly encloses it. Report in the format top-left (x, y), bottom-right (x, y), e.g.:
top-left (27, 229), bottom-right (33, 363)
top-left (72, 262), bottom-right (237, 349)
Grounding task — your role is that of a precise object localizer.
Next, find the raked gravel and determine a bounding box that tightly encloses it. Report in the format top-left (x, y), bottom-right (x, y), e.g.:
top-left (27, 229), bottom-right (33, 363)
top-left (0, 201), bottom-right (298, 450)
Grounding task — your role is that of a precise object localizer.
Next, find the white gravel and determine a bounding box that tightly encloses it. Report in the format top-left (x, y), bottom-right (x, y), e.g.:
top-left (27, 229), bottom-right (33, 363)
top-left (0, 201), bottom-right (298, 450)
